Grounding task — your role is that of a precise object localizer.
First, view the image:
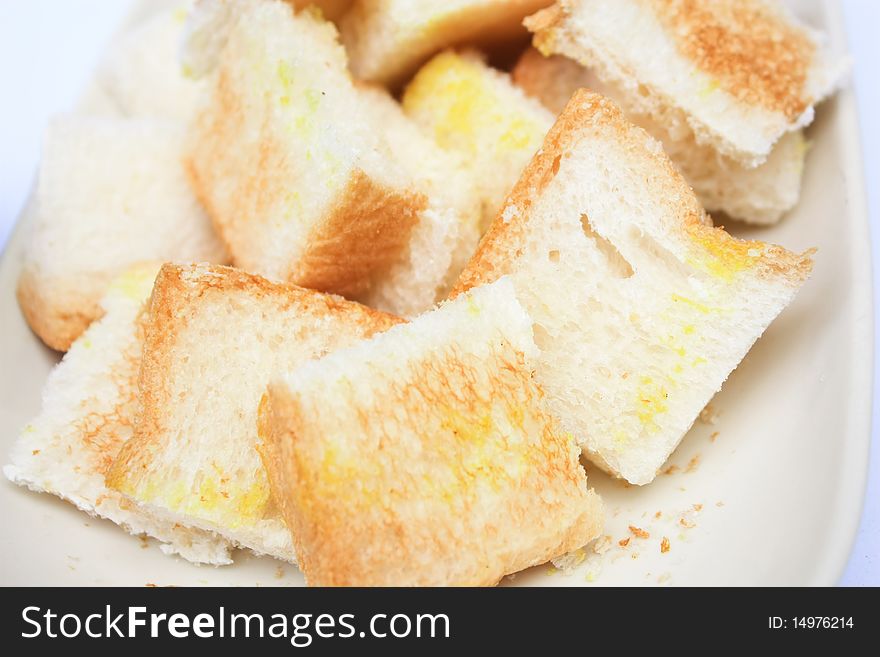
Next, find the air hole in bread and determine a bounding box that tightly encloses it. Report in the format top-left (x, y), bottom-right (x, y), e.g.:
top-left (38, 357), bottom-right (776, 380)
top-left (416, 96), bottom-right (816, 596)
top-left (548, 249), bottom-right (560, 263)
top-left (532, 322), bottom-right (553, 351)
top-left (627, 226), bottom-right (699, 282)
top-left (580, 214), bottom-right (634, 279)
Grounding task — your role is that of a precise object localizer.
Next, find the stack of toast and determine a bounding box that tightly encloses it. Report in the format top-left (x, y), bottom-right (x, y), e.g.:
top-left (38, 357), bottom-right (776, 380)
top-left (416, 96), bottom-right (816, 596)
top-left (6, 0), bottom-right (844, 585)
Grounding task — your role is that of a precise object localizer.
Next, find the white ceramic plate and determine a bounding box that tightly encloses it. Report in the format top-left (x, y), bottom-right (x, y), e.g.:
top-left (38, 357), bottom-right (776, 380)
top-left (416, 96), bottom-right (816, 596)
top-left (0, 0), bottom-right (870, 586)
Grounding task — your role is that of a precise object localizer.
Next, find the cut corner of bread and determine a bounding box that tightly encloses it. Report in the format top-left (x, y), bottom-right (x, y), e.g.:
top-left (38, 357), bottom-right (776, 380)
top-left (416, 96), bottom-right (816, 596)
top-left (402, 49), bottom-right (555, 232)
top-left (525, 0), bottom-right (847, 167)
top-left (512, 47), bottom-right (809, 225)
top-left (455, 89), bottom-right (814, 485)
top-left (104, 263), bottom-right (403, 562)
top-left (187, 1), bottom-right (471, 309)
top-left (5, 262), bottom-right (232, 566)
top-left (258, 277), bottom-right (603, 586)
top-left (18, 115), bottom-right (227, 351)
top-left (341, 0), bottom-right (553, 87)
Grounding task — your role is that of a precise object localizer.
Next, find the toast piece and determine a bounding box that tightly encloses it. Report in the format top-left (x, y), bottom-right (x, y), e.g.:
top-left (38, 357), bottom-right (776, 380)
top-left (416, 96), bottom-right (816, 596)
top-left (454, 91), bottom-right (814, 485)
top-left (106, 264), bottom-right (402, 560)
top-left (340, 0), bottom-right (552, 87)
top-left (187, 1), bottom-right (467, 314)
top-left (513, 48), bottom-right (808, 225)
top-left (91, 1), bottom-right (205, 121)
top-left (4, 264), bottom-right (231, 565)
top-left (258, 277), bottom-right (603, 586)
top-left (18, 116), bottom-right (227, 352)
top-left (403, 51), bottom-right (554, 232)
top-left (526, 0), bottom-right (845, 166)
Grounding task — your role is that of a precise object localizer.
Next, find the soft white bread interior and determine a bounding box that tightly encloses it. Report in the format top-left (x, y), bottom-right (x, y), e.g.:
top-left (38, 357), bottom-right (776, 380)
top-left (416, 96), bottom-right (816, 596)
top-left (356, 85), bottom-right (481, 314)
top-left (4, 264), bottom-right (232, 565)
top-left (513, 48), bottom-right (809, 225)
top-left (340, 0), bottom-right (552, 88)
top-left (454, 90), bottom-right (814, 485)
top-left (403, 50), bottom-right (554, 233)
top-left (526, 0), bottom-right (845, 166)
top-left (106, 263), bottom-right (402, 561)
top-left (18, 116), bottom-right (227, 352)
top-left (90, 1), bottom-right (205, 122)
top-left (258, 277), bottom-right (603, 586)
top-left (187, 0), bottom-right (467, 314)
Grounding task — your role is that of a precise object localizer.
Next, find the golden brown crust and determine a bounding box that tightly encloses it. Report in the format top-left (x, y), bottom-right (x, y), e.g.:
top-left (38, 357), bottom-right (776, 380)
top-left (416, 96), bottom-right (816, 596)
top-left (289, 170), bottom-right (426, 298)
top-left (452, 89), bottom-right (812, 296)
top-left (106, 263), bottom-right (403, 491)
top-left (645, 0), bottom-right (815, 120)
top-left (529, 0), bottom-right (817, 121)
top-left (16, 267), bottom-right (101, 352)
top-left (258, 325), bottom-right (603, 586)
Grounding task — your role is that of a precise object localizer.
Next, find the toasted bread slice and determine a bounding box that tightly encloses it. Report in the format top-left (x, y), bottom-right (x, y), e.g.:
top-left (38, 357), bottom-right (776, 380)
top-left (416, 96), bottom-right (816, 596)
top-left (106, 264), bottom-right (402, 560)
top-left (513, 48), bottom-right (809, 225)
top-left (403, 51), bottom-right (554, 232)
top-left (18, 116), bottom-right (227, 352)
top-left (90, 1), bottom-right (205, 121)
top-left (526, 0), bottom-right (845, 166)
top-left (340, 0), bottom-right (552, 87)
top-left (5, 263), bottom-right (231, 565)
top-left (187, 1), bottom-right (468, 314)
top-left (258, 277), bottom-right (602, 586)
top-left (453, 91), bottom-right (814, 485)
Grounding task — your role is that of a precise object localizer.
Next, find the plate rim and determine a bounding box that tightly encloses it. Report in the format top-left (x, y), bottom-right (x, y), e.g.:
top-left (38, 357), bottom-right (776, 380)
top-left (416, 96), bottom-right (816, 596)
top-left (809, 0), bottom-right (874, 587)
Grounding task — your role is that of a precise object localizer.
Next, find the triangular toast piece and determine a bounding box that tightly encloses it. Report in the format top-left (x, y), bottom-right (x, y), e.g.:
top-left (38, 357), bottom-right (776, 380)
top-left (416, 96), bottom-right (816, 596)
top-left (5, 263), bottom-right (231, 565)
top-left (454, 90), bottom-right (813, 484)
top-left (259, 277), bottom-right (603, 585)
top-left (106, 263), bottom-right (401, 560)
top-left (526, 0), bottom-right (845, 166)
top-left (187, 1), bottom-right (476, 315)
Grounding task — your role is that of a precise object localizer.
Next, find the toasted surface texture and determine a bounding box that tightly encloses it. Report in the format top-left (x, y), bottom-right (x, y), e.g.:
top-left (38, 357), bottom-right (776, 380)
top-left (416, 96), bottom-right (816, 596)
top-left (341, 0), bottom-right (552, 87)
top-left (5, 264), bottom-right (231, 565)
top-left (106, 264), bottom-right (402, 560)
top-left (526, 0), bottom-right (844, 166)
top-left (187, 1), bottom-right (463, 314)
top-left (513, 48), bottom-right (808, 224)
top-left (259, 277), bottom-right (602, 586)
top-left (18, 116), bottom-right (227, 352)
top-left (454, 91), bottom-right (813, 484)
top-left (403, 51), bottom-right (554, 232)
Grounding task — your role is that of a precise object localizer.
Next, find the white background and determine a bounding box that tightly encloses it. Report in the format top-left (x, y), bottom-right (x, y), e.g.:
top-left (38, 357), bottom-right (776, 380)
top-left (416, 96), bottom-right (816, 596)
top-left (0, 1), bottom-right (876, 585)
